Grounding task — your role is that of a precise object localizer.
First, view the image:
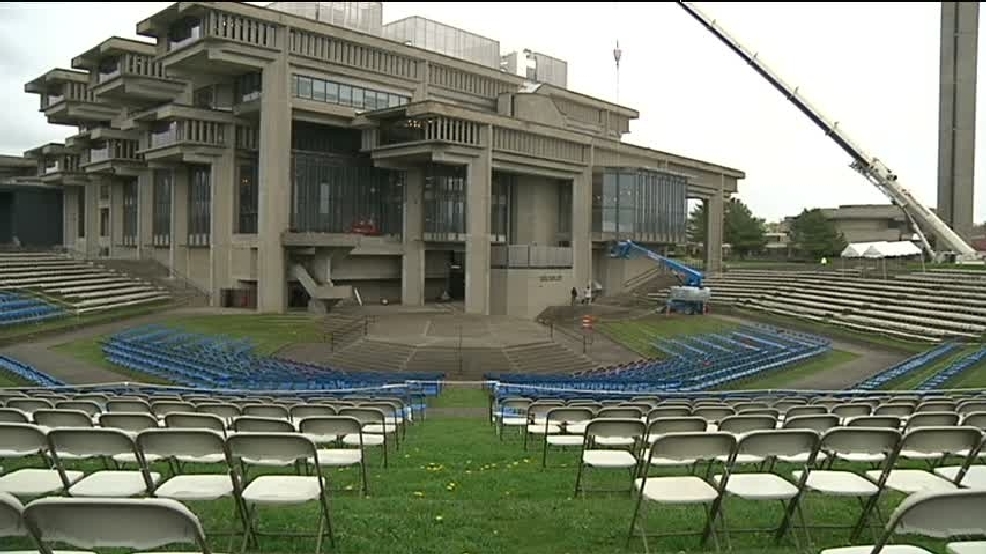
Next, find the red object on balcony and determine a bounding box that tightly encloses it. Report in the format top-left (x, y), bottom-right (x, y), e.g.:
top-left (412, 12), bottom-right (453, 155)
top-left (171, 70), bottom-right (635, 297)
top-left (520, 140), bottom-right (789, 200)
top-left (350, 219), bottom-right (380, 235)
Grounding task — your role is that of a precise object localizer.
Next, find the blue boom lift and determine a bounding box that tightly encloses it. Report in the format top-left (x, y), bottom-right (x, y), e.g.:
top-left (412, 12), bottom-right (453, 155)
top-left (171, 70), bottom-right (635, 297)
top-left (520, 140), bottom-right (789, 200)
top-left (609, 240), bottom-right (712, 315)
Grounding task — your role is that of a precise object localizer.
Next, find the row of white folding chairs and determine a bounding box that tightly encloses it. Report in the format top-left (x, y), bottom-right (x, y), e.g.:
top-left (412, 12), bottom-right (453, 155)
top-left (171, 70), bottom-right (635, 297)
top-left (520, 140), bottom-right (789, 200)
top-left (596, 424), bottom-right (986, 552)
top-left (541, 412), bottom-right (986, 487)
top-left (1, 424), bottom-right (361, 552)
top-left (495, 397), bottom-right (986, 425)
top-left (497, 393), bottom-right (986, 411)
top-left (0, 408), bottom-right (398, 470)
top-left (1, 495), bottom-right (218, 554)
top-left (513, 405), bottom-right (986, 446)
top-left (0, 396), bottom-right (412, 424)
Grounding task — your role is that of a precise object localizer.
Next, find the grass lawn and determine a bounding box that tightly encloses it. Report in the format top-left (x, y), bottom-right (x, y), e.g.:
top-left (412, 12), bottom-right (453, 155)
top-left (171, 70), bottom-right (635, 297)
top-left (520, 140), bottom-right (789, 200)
top-left (597, 316), bottom-right (859, 391)
top-left (50, 314), bottom-right (324, 383)
top-left (0, 369), bottom-right (28, 387)
top-left (0, 387), bottom-right (950, 554)
top-left (721, 349), bottom-right (859, 391)
top-left (0, 302), bottom-right (170, 344)
top-left (597, 316), bottom-right (740, 358)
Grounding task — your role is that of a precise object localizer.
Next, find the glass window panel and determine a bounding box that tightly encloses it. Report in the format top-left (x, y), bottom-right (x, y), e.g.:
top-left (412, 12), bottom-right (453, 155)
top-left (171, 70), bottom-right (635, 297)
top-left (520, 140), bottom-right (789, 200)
top-left (312, 79), bottom-right (326, 102)
top-left (352, 87), bottom-right (365, 109)
top-left (325, 82), bottom-right (339, 104)
top-left (298, 76), bottom-right (313, 99)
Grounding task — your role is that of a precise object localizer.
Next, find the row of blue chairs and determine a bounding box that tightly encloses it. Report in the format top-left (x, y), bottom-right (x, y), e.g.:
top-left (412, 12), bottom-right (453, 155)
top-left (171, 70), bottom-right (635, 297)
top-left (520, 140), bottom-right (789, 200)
top-left (102, 325), bottom-right (444, 395)
top-left (0, 356), bottom-right (65, 388)
top-left (916, 346), bottom-right (986, 390)
top-left (488, 325), bottom-right (831, 394)
top-left (0, 293), bottom-right (63, 327)
top-left (853, 342), bottom-right (961, 390)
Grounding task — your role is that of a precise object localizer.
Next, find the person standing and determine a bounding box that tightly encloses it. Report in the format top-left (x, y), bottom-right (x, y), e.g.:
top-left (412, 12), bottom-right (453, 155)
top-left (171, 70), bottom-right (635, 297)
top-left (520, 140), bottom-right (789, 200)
top-left (570, 286), bottom-right (578, 307)
top-left (583, 284), bottom-right (593, 305)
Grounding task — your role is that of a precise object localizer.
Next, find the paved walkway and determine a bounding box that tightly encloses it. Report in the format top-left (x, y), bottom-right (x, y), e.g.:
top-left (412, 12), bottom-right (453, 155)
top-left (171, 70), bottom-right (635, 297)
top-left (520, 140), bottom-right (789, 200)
top-left (712, 315), bottom-right (907, 389)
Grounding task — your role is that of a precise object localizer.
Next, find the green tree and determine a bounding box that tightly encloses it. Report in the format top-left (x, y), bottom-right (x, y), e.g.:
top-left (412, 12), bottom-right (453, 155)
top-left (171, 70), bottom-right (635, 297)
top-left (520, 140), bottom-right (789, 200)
top-left (789, 208), bottom-right (848, 260)
top-left (688, 198), bottom-right (767, 258)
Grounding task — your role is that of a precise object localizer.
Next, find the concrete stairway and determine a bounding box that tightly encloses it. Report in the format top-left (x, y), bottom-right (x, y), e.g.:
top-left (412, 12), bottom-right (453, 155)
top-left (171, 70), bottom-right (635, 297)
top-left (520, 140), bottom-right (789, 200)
top-left (503, 341), bottom-right (596, 374)
top-left (322, 338), bottom-right (414, 372)
top-left (97, 258), bottom-right (206, 307)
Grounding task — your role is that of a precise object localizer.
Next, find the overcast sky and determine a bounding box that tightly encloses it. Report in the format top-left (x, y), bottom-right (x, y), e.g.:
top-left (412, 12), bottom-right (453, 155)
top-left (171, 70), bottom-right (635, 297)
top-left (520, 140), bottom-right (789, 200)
top-left (1, 2), bottom-right (983, 223)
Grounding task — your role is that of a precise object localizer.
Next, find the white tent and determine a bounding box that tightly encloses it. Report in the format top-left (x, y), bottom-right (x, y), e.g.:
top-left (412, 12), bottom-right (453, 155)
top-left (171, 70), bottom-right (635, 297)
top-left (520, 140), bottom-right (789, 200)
top-left (841, 241), bottom-right (884, 258)
top-left (862, 241), bottom-right (922, 258)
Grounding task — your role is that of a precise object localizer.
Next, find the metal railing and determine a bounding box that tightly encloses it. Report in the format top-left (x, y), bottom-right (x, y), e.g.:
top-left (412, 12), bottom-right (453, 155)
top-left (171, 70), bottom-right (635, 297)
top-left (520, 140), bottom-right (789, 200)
top-left (326, 316), bottom-right (371, 352)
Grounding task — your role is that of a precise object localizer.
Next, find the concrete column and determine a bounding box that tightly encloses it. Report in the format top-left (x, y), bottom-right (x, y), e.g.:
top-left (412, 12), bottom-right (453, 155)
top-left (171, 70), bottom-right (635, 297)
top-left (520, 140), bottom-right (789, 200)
top-left (464, 125), bottom-right (492, 315)
top-left (137, 170), bottom-right (153, 258)
top-left (572, 165), bottom-right (593, 289)
top-left (938, 1), bottom-right (979, 241)
top-left (62, 187), bottom-right (77, 247)
top-left (84, 180), bottom-right (99, 258)
top-left (110, 180), bottom-right (124, 257)
top-left (170, 166), bottom-right (189, 277)
top-left (210, 132), bottom-right (236, 306)
top-left (257, 53), bottom-right (292, 313)
top-left (703, 193), bottom-right (724, 274)
top-left (401, 167), bottom-right (426, 306)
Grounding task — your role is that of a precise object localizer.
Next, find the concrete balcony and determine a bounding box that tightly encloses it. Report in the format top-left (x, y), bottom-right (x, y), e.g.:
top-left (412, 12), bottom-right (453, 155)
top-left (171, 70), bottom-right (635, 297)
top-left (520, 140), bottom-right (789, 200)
top-left (73, 38), bottom-right (186, 107)
top-left (133, 104), bottom-right (234, 163)
top-left (79, 136), bottom-right (144, 177)
top-left (138, 4), bottom-right (280, 76)
top-left (23, 144), bottom-right (88, 187)
top-left (24, 69), bottom-right (120, 126)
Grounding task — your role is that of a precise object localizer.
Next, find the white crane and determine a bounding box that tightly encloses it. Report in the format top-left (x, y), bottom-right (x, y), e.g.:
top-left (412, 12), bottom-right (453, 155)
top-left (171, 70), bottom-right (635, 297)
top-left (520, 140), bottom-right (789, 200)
top-left (676, 1), bottom-right (982, 263)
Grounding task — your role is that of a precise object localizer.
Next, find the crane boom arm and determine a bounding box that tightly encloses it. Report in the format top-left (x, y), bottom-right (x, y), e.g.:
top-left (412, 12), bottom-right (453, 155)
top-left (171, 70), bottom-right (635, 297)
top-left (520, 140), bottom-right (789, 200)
top-left (612, 240), bottom-right (704, 287)
top-left (676, 1), bottom-right (978, 259)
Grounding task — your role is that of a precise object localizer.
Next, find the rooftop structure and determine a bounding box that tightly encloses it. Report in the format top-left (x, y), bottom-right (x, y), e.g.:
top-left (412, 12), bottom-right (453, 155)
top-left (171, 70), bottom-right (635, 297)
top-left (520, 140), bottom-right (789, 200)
top-left (9, 1), bottom-right (743, 317)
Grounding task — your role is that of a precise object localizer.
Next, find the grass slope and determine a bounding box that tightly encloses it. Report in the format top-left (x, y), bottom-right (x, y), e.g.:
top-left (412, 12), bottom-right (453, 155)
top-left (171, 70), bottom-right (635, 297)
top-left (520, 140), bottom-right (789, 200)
top-left (50, 314), bottom-right (323, 383)
top-left (598, 316), bottom-right (857, 390)
top-left (0, 388), bottom-right (950, 554)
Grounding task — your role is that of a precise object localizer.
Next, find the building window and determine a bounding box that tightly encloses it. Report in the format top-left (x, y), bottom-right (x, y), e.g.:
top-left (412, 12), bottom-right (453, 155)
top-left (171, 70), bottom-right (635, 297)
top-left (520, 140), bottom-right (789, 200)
top-left (557, 182), bottom-right (572, 235)
top-left (591, 168), bottom-right (688, 243)
top-left (122, 180), bottom-right (138, 247)
top-left (168, 17), bottom-right (201, 51)
top-left (99, 184), bottom-right (110, 201)
top-left (235, 72), bottom-right (262, 103)
top-left (193, 86), bottom-right (214, 109)
top-left (491, 172), bottom-right (512, 243)
top-left (99, 208), bottom-right (110, 237)
top-left (77, 188), bottom-right (85, 238)
top-left (152, 169), bottom-right (172, 247)
top-left (237, 162), bottom-right (258, 234)
top-left (290, 152), bottom-right (403, 236)
top-left (423, 164), bottom-right (466, 237)
top-left (291, 74), bottom-right (409, 111)
top-left (187, 165), bottom-right (211, 247)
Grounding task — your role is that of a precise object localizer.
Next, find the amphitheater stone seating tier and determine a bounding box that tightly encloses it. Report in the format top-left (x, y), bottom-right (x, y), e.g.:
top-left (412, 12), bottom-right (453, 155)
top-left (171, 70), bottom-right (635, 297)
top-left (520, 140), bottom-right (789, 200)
top-left (702, 268), bottom-right (986, 342)
top-left (0, 252), bottom-right (170, 316)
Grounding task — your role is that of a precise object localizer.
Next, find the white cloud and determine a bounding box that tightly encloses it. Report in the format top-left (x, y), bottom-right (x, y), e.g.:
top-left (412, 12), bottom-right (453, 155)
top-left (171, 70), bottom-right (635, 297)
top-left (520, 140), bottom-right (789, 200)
top-left (1, 1), bottom-right (982, 223)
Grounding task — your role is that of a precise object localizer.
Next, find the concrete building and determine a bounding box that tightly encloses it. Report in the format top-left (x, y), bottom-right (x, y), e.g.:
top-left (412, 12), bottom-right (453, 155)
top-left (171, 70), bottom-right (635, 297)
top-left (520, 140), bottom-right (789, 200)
top-left (13, 1), bottom-right (742, 317)
top-left (779, 204), bottom-right (916, 246)
top-left (937, 1), bottom-right (979, 242)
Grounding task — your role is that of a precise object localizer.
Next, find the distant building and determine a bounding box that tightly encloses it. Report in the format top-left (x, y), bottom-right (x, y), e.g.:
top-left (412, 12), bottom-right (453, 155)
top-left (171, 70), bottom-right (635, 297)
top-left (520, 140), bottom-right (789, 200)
top-left (382, 16), bottom-right (501, 69)
top-left (782, 204), bottom-right (915, 245)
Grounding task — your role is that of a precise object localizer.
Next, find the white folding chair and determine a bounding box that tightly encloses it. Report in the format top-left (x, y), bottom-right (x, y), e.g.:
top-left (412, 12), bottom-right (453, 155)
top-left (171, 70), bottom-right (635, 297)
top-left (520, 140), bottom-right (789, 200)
top-left (715, 429), bottom-right (821, 549)
top-left (541, 407), bottom-right (595, 468)
top-left (0, 424), bottom-right (83, 498)
top-left (793, 427), bottom-right (902, 542)
top-left (934, 413), bottom-right (986, 489)
top-left (1, 492), bottom-right (88, 554)
top-left (573, 418), bottom-right (646, 496)
top-left (47, 428), bottom-right (159, 498)
top-left (24, 497), bottom-right (213, 554)
top-left (32, 410), bottom-right (92, 430)
top-left (628, 432), bottom-right (737, 552)
top-left (226, 432), bottom-right (335, 554)
top-left (494, 398), bottom-right (532, 440)
top-left (137, 429), bottom-right (234, 501)
top-left (338, 408), bottom-right (390, 468)
top-left (299, 416), bottom-right (368, 496)
top-left (865, 426), bottom-right (983, 494)
top-left (163, 413), bottom-right (227, 435)
top-left (0, 410), bottom-right (29, 424)
top-left (820, 489), bottom-right (986, 554)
